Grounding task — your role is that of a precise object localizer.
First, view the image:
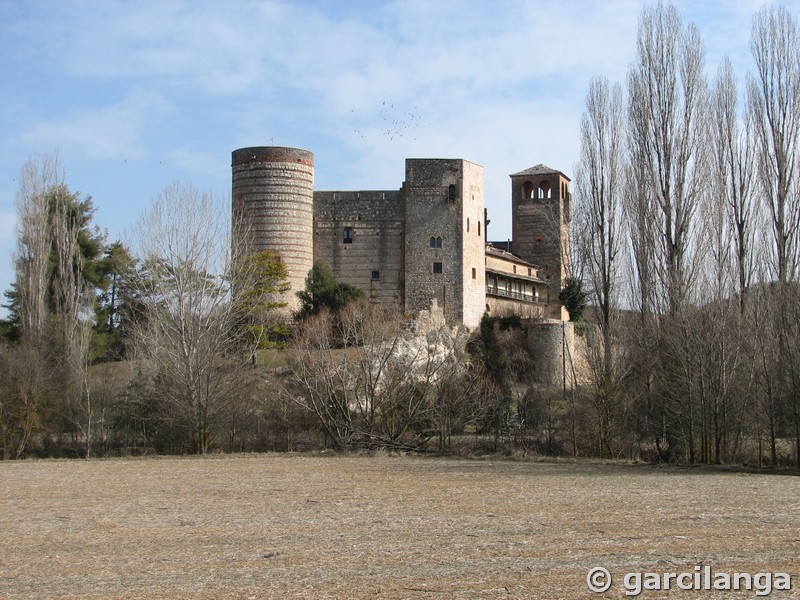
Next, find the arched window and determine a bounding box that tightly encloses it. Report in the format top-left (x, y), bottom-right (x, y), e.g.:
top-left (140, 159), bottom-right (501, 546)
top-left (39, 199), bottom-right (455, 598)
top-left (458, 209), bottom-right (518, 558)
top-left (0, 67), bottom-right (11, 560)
top-left (430, 236), bottom-right (436, 248)
top-left (538, 181), bottom-right (551, 199)
top-left (523, 181), bottom-right (534, 198)
top-left (436, 236), bottom-right (442, 248)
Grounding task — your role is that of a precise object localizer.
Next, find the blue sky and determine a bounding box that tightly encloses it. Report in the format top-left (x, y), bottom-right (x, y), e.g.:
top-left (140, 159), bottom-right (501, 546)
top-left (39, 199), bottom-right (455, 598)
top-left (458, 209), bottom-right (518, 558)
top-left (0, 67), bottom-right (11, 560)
top-left (0, 0), bottom-right (792, 315)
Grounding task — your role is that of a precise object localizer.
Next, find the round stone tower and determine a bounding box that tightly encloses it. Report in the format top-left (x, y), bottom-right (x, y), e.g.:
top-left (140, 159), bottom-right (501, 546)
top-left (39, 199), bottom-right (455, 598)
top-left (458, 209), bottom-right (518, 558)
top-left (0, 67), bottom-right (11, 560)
top-left (526, 320), bottom-right (575, 389)
top-left (232, 146), bottom-right (315, 311)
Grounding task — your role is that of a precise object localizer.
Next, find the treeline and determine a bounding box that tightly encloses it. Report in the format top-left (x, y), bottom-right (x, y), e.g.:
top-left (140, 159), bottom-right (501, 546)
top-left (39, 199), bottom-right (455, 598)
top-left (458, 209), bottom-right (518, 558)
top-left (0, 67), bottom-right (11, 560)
top-left (567, 2), bottom-right (800, 466)
top-left (0, 166), bottom-right (296, 458)
top-left (3, 3), bottom-right (800, 466)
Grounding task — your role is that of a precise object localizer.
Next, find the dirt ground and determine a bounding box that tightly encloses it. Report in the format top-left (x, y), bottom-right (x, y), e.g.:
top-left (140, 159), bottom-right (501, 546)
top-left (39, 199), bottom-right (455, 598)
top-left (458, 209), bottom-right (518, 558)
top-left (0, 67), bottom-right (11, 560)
top-left (0, 454), bottom-right (797, 599)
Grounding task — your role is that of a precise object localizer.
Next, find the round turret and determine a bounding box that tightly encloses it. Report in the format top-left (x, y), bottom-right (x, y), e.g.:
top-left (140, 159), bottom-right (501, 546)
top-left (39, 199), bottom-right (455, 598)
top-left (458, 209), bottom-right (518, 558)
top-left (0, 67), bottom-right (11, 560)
top-left (232, 146), bottom-right (315, 311)
top-left (526, 320), bottom-right (574, 388)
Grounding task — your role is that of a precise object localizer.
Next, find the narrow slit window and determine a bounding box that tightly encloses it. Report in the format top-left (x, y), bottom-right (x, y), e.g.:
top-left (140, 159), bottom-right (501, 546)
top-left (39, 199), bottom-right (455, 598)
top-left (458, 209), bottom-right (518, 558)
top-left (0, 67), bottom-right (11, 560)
top-left (343, 227), bottom-right (353, 244)
top-left (472, 267), bottom-right (476, 280)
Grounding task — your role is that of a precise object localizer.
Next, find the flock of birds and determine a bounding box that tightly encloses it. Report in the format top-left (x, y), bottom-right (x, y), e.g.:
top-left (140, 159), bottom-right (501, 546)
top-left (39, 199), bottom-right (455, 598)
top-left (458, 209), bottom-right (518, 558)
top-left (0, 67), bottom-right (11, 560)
top-left (352, 101), bottom-right (428, 142)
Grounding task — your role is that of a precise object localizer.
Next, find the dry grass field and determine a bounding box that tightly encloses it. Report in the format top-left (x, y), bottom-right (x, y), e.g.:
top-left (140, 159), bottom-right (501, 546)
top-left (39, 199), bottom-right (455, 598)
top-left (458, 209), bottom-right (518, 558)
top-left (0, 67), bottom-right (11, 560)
top-left (0, 454), bottom-right (798, 599)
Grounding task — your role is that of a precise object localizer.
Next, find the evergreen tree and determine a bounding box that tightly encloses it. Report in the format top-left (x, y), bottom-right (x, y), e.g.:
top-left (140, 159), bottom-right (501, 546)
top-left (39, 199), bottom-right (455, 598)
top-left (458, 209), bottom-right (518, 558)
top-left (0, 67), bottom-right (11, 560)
top-left (559, 277), bottom-right (588, 322)
top-left (296, 261), bottom-right (363, 319)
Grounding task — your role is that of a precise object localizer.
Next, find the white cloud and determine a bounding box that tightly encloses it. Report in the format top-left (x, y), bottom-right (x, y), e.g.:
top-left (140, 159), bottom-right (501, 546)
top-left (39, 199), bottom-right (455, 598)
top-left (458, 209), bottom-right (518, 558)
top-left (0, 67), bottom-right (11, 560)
top-left (18, 90), bottom-right (172, 161)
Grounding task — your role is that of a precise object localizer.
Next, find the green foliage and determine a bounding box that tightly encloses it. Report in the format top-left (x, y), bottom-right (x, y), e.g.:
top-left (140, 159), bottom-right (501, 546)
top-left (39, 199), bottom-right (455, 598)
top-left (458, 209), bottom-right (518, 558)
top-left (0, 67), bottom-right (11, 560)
top-left (296, 261), bottom-right (363, 319)
top-left (237, 250), bottom-right (291, 348)
top-left (1, 289), bottom-right (20, 343)
top-left (92, 241), bottom-right (137, 361)
top-left (44, 187), bottom-right (106, 312)
top-left (558, 277), bottom-right (588, 322)
top-left (238, 250), bottom-right (291, 309)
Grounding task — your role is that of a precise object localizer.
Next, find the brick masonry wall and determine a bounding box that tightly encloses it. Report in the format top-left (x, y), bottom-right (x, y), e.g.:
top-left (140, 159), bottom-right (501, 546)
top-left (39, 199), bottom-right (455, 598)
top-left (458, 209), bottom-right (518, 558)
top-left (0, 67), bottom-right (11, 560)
top-left (232, 147), bottom-right (315, 312)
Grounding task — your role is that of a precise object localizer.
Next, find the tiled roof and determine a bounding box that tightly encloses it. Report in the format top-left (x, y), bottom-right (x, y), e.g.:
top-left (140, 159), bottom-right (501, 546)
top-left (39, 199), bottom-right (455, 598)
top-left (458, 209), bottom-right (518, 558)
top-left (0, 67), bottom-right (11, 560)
top-left (510, 164), bottom-right (570, 180)
top-left (485, 244), bottom-right (537, 267)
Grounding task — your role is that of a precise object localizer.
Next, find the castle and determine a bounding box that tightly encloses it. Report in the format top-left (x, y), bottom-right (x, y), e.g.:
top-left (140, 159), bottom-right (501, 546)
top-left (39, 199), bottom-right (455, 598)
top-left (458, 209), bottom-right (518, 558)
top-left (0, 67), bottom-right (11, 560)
top-left (231, 146), bottom-right (571, 328)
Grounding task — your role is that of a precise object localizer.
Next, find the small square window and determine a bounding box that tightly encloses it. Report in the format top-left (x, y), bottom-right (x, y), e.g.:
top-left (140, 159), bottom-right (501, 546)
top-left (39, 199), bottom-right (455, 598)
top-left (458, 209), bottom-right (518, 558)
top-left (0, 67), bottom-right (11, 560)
top-left (371, 270), bottom-right (380, 280)
top-left (343, 227), bottom-right (353, 244)
top-left (433, 262), bottom-right (443, 274)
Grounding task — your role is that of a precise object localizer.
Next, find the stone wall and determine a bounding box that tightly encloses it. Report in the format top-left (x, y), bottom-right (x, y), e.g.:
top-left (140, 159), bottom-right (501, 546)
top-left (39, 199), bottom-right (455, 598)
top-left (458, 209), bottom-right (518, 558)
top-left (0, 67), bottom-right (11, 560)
top-left (486, 296), bottom-right (545, 319)
top-left (526, 320), bottom-right (575, 389)
top-left (460, 160), bottom-right (486, 328)
top-left (232, 146), bottom-right (573, 328)
top-left (402, 158), bottom-right (485, 328)
top-left (313, 190), bottom-right (404, 305)
top-left (511, 168), bottom-right (571, 320)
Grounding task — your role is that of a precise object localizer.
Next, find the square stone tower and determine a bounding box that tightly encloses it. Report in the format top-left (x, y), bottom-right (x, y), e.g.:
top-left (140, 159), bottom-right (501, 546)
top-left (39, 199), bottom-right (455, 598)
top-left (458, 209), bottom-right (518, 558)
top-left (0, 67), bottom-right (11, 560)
top-left (403, 159), bottom-right (486, 328)
top-left (510, 164), bottom-right (571, 320)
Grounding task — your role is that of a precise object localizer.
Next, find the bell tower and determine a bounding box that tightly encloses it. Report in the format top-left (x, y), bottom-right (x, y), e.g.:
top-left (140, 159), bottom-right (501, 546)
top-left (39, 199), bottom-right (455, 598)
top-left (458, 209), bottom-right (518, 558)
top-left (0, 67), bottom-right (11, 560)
top-left (510, 164), bottom-right (571, 320)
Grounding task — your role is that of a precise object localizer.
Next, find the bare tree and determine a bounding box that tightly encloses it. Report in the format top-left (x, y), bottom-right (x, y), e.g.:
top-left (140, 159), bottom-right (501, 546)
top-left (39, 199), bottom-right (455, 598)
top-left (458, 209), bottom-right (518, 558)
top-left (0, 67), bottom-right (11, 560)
top-left (627, 1), bottom-right (707, 315)
top-left (572, 75), bottom-right (629, 458)
top-left (748, 5), bottom-right (800, 285)
top-left (0, 343), bottom-right (54, 459)
top-left (674, 57), bottom-right (760, 465)
top-left (285, 301), bottom-right (473, 451)
top-left (13, 155), bottom-right (60, 345)
top-left (748, 6), bottom-right (800, 466)
top-left (127, 183), bottom-right (266, 454)
top-left (711, 58), bottom-right (758, 310)
top-left (574, 75), bottom-right (625, 375)
top-left (624, 2), bottom-right (710, 462)
top-left (9, 154), bottom-right (99, 457)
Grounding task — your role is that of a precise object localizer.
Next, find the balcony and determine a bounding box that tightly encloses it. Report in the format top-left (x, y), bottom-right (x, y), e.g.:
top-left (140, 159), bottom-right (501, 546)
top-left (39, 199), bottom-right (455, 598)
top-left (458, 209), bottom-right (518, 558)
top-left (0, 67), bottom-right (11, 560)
top-left (486, 286), bottom-right (546, 304)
